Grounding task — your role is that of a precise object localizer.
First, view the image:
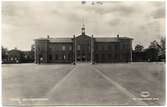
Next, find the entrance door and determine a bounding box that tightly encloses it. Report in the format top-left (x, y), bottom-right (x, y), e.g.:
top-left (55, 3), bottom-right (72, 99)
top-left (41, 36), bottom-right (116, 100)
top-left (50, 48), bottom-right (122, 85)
top-left (77, 53), bottom-right (90, 62)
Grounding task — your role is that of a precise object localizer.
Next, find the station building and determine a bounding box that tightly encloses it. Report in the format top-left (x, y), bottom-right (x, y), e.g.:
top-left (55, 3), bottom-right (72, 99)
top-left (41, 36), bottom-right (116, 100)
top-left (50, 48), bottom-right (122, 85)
top-left (34, 25), bottom-right (133, 64)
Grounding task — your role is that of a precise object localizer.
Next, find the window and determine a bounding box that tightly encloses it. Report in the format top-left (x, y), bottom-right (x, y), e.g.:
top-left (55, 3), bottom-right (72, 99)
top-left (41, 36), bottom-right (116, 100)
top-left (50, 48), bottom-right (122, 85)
top-left (108, 45), bottom-right (112, 50)
top-left (63, 54), bottom-right (66, 60)
top-left (113, 45), bottom-right (117, 52)
top-left (98, 45), bottom-right (103, 51)
top-left (55, 54), bottom-right (58, 60)
top-left (68, 54), bottom-right (71, 60)
top-left (115, 53), bottom-right (118, 59)
top-left (95, 54), bottom-right (99, 60)
top-left (69, 46), bottom-right (72, 51)
top-left (54, 46), bottom-right (57, 51)
top-left (104, 45), bottom-right (108, 51)
top-left (114, 45), bottom-right (118, 51)
top-left (48, 47), bottom-right (52, 52)
top-left (122, 43), bottom-right (127, 50)
top-left (97, 46), bottom-right (100, 51)
top-left (102, 54), bottom-right (105, 59)
top-left (108, 54), bottom-right (111, 59)
top-left (58, 54), bottom-right (62, 60)
top-left (49, 55), bottom-right (52, 60)
top-left (62, 45), bottom-right (65, 51)
top-left (77, 45), bottom-right (80, 50)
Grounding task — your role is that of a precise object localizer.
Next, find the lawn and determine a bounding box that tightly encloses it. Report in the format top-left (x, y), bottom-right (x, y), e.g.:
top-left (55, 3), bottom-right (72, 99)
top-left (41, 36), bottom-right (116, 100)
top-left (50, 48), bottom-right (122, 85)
top-left (94, 62), bottom-right (165, 105)
top-left (2, 62), bottom-right (165, 106)
top-left (2, 64), bottom-right (75, 105)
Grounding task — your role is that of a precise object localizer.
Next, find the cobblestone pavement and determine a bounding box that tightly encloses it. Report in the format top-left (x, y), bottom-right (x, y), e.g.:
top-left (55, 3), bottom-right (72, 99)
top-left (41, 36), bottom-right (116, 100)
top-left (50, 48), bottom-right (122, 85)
top-left (2, 63), bottom-right (165, 106)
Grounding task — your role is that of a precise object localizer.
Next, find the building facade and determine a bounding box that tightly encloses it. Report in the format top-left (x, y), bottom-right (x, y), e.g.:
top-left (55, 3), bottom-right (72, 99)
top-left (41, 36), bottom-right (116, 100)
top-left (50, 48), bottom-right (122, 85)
top-left (2, 48), bottom-right (34, 64)
top-left (34, 25), bottom-right (133, 64)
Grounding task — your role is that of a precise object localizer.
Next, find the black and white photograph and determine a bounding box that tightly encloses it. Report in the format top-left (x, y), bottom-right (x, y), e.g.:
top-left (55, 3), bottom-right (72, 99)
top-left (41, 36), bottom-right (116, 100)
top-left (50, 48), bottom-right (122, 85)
top-left (1, 1), bottom-right (166, 106)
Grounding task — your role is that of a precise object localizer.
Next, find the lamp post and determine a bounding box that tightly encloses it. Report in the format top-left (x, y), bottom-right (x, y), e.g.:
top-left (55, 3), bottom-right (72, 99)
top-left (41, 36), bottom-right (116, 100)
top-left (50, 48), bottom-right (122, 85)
top-left (73, 35), bottom-right (76, 65)
top-left (91, 35), bottom-right (94, 64)
top-left (130, 40), bottom-right (133, 62)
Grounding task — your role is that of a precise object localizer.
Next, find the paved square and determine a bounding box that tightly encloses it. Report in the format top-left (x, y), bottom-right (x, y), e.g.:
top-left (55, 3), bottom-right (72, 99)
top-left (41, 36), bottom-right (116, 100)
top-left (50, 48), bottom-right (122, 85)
top-left (2, 63), bottom-right (165, 106)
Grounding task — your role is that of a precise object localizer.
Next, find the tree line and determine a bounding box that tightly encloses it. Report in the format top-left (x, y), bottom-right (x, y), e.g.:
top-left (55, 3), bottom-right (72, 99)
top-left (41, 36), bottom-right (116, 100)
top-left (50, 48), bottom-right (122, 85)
top-left (133, 37), bottom-right (165, 62)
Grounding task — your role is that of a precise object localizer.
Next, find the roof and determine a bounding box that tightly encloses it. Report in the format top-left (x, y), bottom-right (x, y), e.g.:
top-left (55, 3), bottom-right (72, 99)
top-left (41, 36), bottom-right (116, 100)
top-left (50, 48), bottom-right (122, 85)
top-left (34, 36), bottom-right (132, 43)
top-left (118, 37), bottom-right (133, 40)
top-left (34, 38), bottom-right (48, 40)
top-left (95, 37), bottom-right (133, 42)
top-left (77, 34), bottom-right (91, 38)
top-left (95, 38), bottom-right (119, 42)
top-left (49, 38), bottom-right (72, 43)
top-left (34, 37), bottom-right (73, 43)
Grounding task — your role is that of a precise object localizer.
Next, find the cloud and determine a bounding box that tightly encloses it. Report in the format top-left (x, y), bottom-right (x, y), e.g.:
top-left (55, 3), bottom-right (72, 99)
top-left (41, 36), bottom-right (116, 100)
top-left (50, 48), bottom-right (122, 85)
top-left (2, 1), bottom-right (165, 50)
top-left (108, 18), bottom-right (122, 26)
top-left (151, 1), bottom-right (165, 7)
top-left (80, 2), bottom-right (137, 16)
top-left (111, 5), bottom-right (137, 16)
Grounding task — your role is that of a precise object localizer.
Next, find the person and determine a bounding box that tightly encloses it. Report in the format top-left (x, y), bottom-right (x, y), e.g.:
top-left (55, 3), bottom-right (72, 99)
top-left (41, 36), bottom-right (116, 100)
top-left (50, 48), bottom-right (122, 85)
top-left (40, 57), bottom-right (43, 64)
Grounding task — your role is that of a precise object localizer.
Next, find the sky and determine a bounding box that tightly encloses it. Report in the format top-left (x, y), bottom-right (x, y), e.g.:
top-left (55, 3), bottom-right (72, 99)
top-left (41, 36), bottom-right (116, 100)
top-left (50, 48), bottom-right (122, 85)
top-left (2, 1), bottom-right (165, 51)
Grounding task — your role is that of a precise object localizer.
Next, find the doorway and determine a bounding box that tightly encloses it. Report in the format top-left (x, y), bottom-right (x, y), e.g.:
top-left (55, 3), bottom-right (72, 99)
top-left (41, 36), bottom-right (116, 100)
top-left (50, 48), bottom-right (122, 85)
top-left (76, 53), bottom-right (90, 62)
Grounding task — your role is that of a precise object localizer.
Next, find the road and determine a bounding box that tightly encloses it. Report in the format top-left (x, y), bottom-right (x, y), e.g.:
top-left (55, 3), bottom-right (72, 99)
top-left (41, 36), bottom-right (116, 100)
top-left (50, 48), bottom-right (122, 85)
top-left (2, 63), bottom-right (165, 106)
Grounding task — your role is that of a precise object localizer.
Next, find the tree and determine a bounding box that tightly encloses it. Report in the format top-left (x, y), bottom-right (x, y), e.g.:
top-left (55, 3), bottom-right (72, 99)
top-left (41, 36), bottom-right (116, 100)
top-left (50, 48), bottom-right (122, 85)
top-left (2, 46), bottom-right (8, 60)
top-left (160, 36), bottom-right (165, 51)
top-left (134, 44), bottom-right (144, 52)
top-left (158, 37), bottom-right (165, 61)
top-left (145, 40), bottom-right (160, 62)
top-left (149, 40), bottom-right (160, 49)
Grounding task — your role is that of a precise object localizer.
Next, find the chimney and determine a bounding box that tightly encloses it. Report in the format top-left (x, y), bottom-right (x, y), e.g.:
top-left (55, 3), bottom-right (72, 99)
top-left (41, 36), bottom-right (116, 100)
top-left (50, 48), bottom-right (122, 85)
top-left (117, 34), bottom-right (119, 38)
